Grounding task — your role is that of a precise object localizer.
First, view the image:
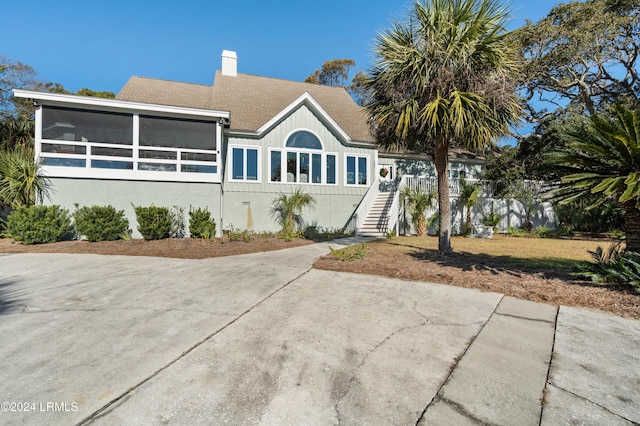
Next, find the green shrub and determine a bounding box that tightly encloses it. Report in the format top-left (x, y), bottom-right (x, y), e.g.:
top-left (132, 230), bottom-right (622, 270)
top-left (74, 205), bottom-right (129, 242)
top-left (278, 229), bottom-right (300, 242)
top-left (329, 243), bottom-right (367, 261)
top-left (134, 205), bottom-right (172, 240)
top-left (481, 207), bottom-right (501, 231)
top-left (6, 205), bottom-right (71, 244)
top-left (303, 225), bottom-right (318, 240)
top-left (189, 207), bottom-right (216, 239)
top-left (228, 228), bottom-right (251, 242)
top-left (606, 229), bottom-right (625, 240)
top-left (573, 243), bottom-right (640, 294)
top-left (507, 226), bottom-right (527, 237)
top-left (555, 224), bottom-right (574, 237)
top-left (302, 226), bottom-right (353, 241)
top-left (533, 225), bottom-right (552, 238)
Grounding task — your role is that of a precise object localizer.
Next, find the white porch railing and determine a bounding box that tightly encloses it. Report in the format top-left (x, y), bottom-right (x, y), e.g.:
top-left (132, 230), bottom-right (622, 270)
top-left (351, 176), bottom-right (382, 234)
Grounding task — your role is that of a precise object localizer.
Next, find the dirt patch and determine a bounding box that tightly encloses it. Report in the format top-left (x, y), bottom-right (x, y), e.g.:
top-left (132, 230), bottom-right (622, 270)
top-left (0, 236), bottom-right (312, 259)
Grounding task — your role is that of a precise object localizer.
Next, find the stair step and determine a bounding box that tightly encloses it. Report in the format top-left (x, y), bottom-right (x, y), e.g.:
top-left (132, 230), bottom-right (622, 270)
top-left (356, 191), bottom-right (396, 238)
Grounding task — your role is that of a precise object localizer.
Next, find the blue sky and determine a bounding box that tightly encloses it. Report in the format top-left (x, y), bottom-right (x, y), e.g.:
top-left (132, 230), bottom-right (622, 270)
top-left (4, 0), bottom-right (561, 95)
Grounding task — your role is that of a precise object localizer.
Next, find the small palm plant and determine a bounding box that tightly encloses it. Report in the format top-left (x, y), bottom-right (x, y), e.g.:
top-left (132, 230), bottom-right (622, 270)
top-left (270, 188), bottom-right (315, 240)
top-left (400, 185), bottom-right (436, 236)
top-left (0, 146), bottom-right (49, 208)
top-left (458, 178), bottom-right (482, 235)
top-left (573, 242), bottom-right (640, 294)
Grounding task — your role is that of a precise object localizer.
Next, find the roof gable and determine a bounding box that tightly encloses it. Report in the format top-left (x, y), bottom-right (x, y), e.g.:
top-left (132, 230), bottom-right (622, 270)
top-left (210, 71), bottom-right (374, 143)
top-left (256, 93), bottom-right (351, 143)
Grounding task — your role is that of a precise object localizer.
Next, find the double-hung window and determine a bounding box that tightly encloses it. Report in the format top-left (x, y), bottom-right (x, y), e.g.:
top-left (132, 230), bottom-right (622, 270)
top-left (230, 146), bottom-right (260, 182)
top-left (345, 154), bottom-right (368, 186)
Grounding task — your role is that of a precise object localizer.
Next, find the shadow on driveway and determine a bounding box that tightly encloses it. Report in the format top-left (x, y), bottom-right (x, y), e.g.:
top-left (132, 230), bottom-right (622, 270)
top-left (0, 276), bottom-right (23, 315)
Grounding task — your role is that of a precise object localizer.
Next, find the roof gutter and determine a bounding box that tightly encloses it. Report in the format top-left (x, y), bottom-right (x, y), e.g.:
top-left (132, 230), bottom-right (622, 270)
top-left (13, 89), bottom-right (230, 121)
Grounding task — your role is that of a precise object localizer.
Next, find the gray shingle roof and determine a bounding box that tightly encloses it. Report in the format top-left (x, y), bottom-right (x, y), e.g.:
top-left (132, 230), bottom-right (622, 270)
top-left (117, 76), bottom-right (214, 110)
top-left (116, 72), bottom-right (374, 143)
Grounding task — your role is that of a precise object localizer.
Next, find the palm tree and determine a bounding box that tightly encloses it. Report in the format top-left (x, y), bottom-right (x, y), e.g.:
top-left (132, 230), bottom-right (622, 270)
top-left (0, 146), bottom-right (49, 208)
top-left (366, 0), bottom-right (521, 253)
top-left (401, 185), bottom-right (436, 236)
top-left (547, 105), bottom-right (640, 251)
top-left (270, 188), bottom-right (316, 238)
top-left (458, 178), bottom-right (482, 235)
top-left (0, 116), bottom-right (34, 151)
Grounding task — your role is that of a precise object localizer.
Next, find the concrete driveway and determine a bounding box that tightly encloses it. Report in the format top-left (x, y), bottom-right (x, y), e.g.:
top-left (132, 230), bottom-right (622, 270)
top-left (1, 239), bottom-right (638, 425)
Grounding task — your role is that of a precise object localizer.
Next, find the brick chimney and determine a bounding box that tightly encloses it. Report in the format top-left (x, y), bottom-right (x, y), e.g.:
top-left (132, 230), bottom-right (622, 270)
top-left (221, 50), bottom-right (237, 77)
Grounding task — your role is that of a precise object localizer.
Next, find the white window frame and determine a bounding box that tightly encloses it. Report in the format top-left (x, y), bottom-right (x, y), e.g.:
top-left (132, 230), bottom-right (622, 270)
top-left (283, 128), bottom-right (325, 150)
top-left (229, 145), bottom-right (261, 183)
top-left (33, 101), bottom-right (225, 183)
top-left (268, 148), bottom-right (338, 185)
top-left (325, 153), bottom-right (338, 185)
top-left (344, 154), bottom-right (370, 186)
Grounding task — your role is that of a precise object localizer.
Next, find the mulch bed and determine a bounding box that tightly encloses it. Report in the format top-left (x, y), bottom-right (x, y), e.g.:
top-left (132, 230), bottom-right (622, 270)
top-left (0, 236), bottom-right (312, 259)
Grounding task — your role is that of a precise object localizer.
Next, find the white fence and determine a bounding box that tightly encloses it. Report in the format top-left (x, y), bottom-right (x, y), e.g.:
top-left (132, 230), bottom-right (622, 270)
top-left (395, 177), bottom-right (556, 236)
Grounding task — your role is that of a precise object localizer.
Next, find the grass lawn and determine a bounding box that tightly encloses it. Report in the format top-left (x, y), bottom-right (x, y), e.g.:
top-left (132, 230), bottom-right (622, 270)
top-left (314, 234), bottom-right (640, 319)
top-left (384, 234), bottom-right (605, 271)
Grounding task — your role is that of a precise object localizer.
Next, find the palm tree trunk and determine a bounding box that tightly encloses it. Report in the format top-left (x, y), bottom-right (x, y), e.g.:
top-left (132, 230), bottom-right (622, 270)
top-left (416, 215), bottom-right (426, 237)
top-left (434, 141), bottom-right (452, 254)
top-left (623, 201), bottom-right (640, 252)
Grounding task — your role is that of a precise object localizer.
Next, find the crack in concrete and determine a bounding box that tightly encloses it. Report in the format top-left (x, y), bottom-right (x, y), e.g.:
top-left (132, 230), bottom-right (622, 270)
top-left (496, 312), bottom-right (556, 324)
top-left (539, 305), bottom-right (559, 426)
top-left (334, 299), bottom-right (429, 425)
top-left (545, 382), bottom-right (638, 425)
top-left (414, 295), bottom-right (504, 425)
top-left (433, 396), bottom-right (492, 425)
top-left (75, 267), bottom-right (314, 426)
top-left (427, 319), bottom-right (487, 327)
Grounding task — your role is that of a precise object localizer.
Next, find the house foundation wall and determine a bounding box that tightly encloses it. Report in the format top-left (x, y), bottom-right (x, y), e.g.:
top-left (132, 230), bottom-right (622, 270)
top-left (43, 178), bottom-right (222, 238)
top-left (222, 191), bottom-right (363, 234)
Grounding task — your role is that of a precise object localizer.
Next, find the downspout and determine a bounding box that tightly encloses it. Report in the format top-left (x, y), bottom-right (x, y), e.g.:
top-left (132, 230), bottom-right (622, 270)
top-left (218, 119), bottom-right (226, 237)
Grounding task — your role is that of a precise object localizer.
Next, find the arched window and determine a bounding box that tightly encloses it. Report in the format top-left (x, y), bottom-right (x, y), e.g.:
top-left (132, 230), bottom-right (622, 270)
top-left (270, 130), bottom-right (336, 185)
top-left (285, 130), bottom-right (322, 150)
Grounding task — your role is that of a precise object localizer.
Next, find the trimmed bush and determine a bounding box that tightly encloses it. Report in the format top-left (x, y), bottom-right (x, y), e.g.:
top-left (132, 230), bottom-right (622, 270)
top-left (134, 205), bottom-right (172, 240)
top-left (6, 205), bottom-right (71, 244)
top-left (74, 205), bottom-right (129, 242)
top-left (189, 207), bottom-right (216, 239)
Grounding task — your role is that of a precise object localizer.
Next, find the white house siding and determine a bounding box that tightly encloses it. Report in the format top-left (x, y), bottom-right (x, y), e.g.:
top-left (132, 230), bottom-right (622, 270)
top-left (42, 178), bottom-right (222, 238)
top-left (221, 104), bottom-right (376, 232)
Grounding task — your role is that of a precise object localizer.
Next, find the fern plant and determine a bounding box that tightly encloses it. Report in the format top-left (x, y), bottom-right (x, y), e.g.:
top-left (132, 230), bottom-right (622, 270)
top-left (573, 243), bottom-right (640, 294)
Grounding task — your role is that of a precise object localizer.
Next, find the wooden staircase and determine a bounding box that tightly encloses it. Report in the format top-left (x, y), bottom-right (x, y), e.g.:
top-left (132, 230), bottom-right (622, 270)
top-left (358, 191), bottom-right (395, 237)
